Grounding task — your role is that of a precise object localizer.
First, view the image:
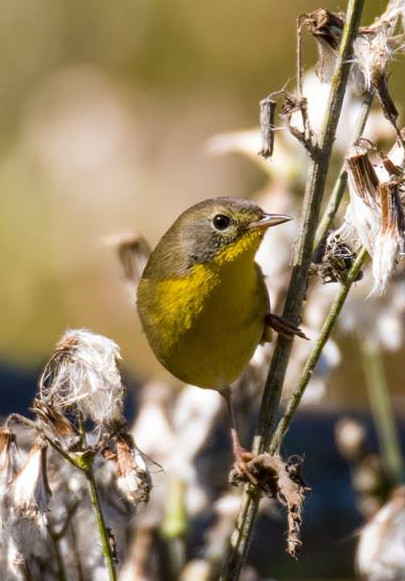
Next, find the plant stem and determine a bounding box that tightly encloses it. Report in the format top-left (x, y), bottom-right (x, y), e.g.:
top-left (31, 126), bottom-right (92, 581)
top-left (271, 247), bottom-right (368, 453)
top-left (86, 469), bottom-right (117, 581)
top-left (220, 1), bottom-right (365, 579)
top-left (77, 421), bottom-right (117, 581)
top-left (314, 93), bottom-right (373, 249)
top-left (360, 339), bottom-right (405, 484)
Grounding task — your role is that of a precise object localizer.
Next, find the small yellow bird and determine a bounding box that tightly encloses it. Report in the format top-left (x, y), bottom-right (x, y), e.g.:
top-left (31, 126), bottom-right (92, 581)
top-left (137, 197), bottom-right (303, 470)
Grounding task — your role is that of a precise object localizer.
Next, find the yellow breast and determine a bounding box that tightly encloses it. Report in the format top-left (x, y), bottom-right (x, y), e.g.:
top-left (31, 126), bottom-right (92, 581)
top-left (137, 239), bottom-right (269, 390)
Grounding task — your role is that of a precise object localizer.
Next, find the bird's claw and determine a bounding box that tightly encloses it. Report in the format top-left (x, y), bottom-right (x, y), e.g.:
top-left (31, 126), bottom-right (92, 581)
top-left (264, 313), bottom-right (309, 341)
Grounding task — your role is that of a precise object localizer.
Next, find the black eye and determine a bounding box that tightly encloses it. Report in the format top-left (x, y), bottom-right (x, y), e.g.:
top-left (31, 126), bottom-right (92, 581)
top-left (212, 214), bottom-right (231, 231)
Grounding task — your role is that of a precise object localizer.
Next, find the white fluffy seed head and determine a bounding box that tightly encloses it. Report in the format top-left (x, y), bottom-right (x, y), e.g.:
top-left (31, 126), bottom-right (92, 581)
top-left (346, 145), bottom-right (405, 295)
top-left (116, 434), bottom-right (152, 506)
top-left (11, 441), bottom-right (51, 533)
top-left (39, 329), bottom-right (125, 427)
top-left (357, 487), bottom-right (405, 581)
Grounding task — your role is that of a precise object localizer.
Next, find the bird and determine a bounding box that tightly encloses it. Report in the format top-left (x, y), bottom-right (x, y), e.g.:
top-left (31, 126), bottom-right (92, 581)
top-left (137, 197), bottom-right (304, 474)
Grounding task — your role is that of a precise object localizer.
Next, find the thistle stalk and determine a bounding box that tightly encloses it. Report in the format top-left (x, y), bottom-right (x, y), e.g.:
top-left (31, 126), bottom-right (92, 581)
top-left (271, 247), bottom-right (368, 453)
top-left (78, 421), bottom-right (117, 581)
top-left (220, 1), bottom-right (365, 579)
top-left (86, 470), bottom-right (117, 581)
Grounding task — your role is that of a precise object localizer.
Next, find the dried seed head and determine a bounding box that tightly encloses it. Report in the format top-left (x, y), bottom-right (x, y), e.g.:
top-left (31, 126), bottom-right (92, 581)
top-left (302, 9), bottom-right (344, 82)
top-left (352, 28), bottom-right (394, 96)
top-left (346, 143), bottom-right (380, 209)
top-left (39, 329), bottom-right (125, 427)
top-left (346, 142), bottom-right (405, 294)
top-left (116, 433), bottom-right (151, 506)
top-left (0, 426), bottom-right (20, 487)
top-left (346, 143), bottom-right (381, 253)
top-left (12, 441), bottom-right (51, 532)
top-left (304, 3), bottom-right (402, 114)
top-left (31, 399), bottom-right (80, 449)
top-left (258, 97), bottom-right (276, 158)
top-left (357, 486), bottom-right (405, 581)
top-left (107, 231), bottom-right (151, 303)
top-left (372, 180), bottom-right (405, 294)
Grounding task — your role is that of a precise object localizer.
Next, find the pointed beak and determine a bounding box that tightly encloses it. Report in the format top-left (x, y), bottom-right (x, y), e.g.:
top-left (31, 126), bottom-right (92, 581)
top-left (248, 213), bottom-right (292, 231)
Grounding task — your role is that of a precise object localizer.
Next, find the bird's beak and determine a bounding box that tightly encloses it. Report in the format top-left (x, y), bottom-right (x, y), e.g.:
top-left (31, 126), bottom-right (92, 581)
top-left (248, 213), bottom-right (292, 231)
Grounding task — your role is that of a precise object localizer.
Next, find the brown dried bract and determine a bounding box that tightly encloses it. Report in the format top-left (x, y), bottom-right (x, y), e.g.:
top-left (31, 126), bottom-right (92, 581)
top-left (379, 180), bottom-right (405, 242)
top-left (301, 9), bottom-right (345, 51)
top-left (230, 453), bottom-right (310, 558)
top-left (31, 399), bottom-right (80, 449)
top-left (258, 97), bottom-right (276, 159)
top-left (346, 143), bottom-right (381, 208)
top-left (113, 231), bottom-right (151, 287)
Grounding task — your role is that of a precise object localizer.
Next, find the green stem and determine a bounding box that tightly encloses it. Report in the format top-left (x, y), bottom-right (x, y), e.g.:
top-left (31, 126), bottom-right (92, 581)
top-left (271, 247), bottom-right (368, 453)
top-left (314, 93), bottom-right (373, 249)
top-left (359, 339), bottom-right (405, 484)
top-left (220, 1), bottom-right (365, 579)
top-left (86, 470), bottom-right (117, 581)
top-left (77, 420), bottom-right (117, 581)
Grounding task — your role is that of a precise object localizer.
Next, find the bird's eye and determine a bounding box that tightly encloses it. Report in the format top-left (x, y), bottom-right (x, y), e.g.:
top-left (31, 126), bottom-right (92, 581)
top-left (212, 214), bottom-right (231, 231)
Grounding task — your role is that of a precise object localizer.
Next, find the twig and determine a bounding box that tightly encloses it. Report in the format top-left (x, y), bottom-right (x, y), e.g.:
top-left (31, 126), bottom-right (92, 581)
top-left (220, 1), bottom-right (365, 579)
top-left (359, 338), bottom-right (405, 484)
top-left (271, 247), bottom-right (368, 453)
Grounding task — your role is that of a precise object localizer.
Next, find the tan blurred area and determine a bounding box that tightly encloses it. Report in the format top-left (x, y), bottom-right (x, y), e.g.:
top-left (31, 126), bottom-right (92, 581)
top-left (0, 0), bottom-right (403, 408)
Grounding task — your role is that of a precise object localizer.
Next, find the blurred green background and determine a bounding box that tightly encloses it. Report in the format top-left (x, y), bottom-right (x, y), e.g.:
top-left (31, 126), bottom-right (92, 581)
top-left (1, 2), bottom-right (405, 580)
top-left (0, 0), bottom-right (403, 402)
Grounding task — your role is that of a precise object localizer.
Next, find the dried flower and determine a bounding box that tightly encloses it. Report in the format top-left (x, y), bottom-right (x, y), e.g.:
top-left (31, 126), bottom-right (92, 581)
top-left (39, 329), bottom-right (125, 427)
top-left (32, 398), bottom-right (80, 449)
top-left (345, 142), bottom-right (405, 294)
top-left (301, 9), bottom-right (345, 83)
top-left (357, 486), bottom-right (405, 581)
top-left (12, 441), bottom-right (51, 531)
top-left (258, 97), bottom-right (276, 158)
top-left (304, 3), bottom-right (403, 126)
top-left (372, 180), bottom-right (405, 294)
top-left (107, 230), bottom-right (151, 304)
top-left (116, 433), bottom-right (151, 506)
top-left (0, 426), bottom-right (20, 488)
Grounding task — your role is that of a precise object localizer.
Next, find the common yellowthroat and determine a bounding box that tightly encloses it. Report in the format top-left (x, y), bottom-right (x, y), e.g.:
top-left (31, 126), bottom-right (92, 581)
top-left (137, 197), bottom-right (304, 470)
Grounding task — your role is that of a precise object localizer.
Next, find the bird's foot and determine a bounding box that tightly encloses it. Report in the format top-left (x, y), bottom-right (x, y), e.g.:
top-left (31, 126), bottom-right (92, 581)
top-left (231, 447), bottom-right (259, 487)
top-left (263, 313), bottom-right (309, 341)
top-left (230, 454), bottom-right (310, 558)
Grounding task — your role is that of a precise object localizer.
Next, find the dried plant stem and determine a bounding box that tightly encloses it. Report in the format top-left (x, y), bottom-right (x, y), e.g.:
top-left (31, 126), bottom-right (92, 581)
top-left (314, 93), bottom-right (373, 248)
top-left (271, 247), bottom-right (368, 453)
top-left (220, 1), bottom-right (365, 579)
top-left (359, 339), bottom-right (405, 484)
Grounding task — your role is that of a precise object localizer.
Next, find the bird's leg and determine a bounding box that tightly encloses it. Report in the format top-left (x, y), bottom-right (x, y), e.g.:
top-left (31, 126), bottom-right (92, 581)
top-left (221, 387), bottom-right (257, 484)
top-left (263, 313), bottom-right (308, 341)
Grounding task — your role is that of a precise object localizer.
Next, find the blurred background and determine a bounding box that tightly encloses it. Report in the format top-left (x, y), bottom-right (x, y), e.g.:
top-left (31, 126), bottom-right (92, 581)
top-left (1, 1), bottom-right (405, 579)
